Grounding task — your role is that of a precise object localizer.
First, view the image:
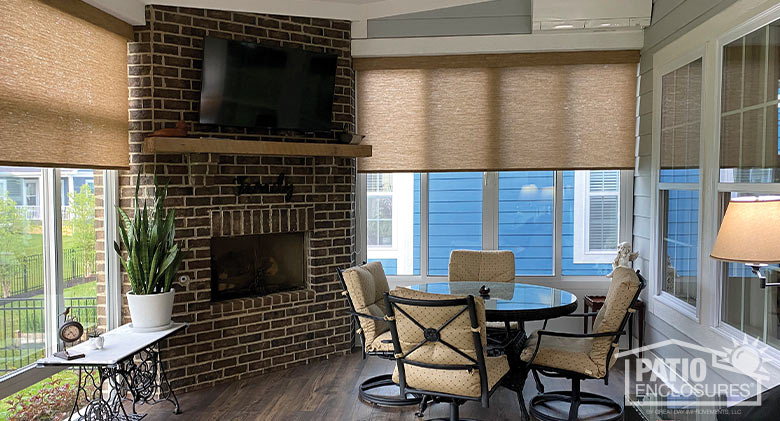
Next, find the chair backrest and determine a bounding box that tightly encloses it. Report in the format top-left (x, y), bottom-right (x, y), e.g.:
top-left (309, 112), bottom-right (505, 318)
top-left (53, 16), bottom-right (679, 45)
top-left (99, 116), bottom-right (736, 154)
top-left (338, 262), bottom-right (390, 350)
top-left (448, 250), bottom-right (515, 282)
top-left (385, 287), bottom-right (490, 402)
top-left (589, 267), bottom-right (645, 369)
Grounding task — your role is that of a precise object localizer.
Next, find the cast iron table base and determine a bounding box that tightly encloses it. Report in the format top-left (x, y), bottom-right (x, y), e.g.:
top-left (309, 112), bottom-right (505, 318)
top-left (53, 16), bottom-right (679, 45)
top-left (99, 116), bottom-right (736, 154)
top-left (68, 343), bottom-right (180, 421)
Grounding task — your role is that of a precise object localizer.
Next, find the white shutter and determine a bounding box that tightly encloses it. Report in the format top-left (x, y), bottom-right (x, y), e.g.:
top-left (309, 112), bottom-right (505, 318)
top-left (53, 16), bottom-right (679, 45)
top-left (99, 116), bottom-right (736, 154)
top-left (587, 171), bottom-right (620, 251)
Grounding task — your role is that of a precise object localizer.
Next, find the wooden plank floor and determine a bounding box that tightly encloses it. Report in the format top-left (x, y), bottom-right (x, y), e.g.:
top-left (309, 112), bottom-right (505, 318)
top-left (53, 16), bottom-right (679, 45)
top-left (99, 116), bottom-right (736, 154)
top-left (137, 352), bottom-right (629, 420)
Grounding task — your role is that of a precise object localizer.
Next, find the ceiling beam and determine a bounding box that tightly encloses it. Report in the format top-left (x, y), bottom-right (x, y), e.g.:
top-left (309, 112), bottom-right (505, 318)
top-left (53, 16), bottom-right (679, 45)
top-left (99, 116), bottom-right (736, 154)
top-left (356, 0), bottom-right (493, 20)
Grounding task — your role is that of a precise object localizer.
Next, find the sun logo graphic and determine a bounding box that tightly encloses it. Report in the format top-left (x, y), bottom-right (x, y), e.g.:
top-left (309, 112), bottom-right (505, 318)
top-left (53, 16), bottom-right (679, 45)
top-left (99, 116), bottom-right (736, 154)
top-left (617, 336), bottom-right (771, 408)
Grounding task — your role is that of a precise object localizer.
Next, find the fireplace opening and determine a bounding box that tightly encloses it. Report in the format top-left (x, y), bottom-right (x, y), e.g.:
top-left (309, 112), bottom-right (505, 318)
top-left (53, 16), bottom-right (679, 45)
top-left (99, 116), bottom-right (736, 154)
top-left (210, 232), bottom-right (307, 301)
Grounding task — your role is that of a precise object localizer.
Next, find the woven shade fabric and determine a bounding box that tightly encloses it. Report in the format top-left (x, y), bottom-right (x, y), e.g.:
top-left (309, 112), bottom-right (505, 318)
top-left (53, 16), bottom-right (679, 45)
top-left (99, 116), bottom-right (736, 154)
top-left (711, 197), bottom-right (780, 264)
top-left (0, 0), bottom-right (130, 169)
top-left (355, 51), bottom-right (639, 173)
top-left (660, 58), bottom-right (702, 170)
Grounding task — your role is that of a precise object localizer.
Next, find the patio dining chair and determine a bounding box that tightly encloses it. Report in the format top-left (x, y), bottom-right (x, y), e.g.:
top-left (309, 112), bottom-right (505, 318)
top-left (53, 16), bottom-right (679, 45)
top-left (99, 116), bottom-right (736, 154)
top-left (385, 287), bottom-right (515, 421)
top-left (520, 267), bottom-right (647, 421)
top-left (337, 262), bottom-right (423, 409)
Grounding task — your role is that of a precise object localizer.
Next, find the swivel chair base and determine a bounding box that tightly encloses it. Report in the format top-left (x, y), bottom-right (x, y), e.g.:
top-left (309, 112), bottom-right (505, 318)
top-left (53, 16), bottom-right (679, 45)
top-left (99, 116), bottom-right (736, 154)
top-left (358, 374), bottom-right (423, 407)
top-left (529, 389), bottom-right (622, 421)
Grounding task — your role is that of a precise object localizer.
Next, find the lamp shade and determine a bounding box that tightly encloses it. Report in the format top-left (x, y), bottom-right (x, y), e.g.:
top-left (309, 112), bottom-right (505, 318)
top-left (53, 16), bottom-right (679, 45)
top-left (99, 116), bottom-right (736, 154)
top-left (710, 197), bottom-right (780, 264)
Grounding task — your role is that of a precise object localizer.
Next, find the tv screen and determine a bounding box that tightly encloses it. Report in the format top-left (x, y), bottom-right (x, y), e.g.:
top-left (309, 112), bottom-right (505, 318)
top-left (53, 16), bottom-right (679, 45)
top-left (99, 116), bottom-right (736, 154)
top-left (199, 37), bottom-right (337, 131)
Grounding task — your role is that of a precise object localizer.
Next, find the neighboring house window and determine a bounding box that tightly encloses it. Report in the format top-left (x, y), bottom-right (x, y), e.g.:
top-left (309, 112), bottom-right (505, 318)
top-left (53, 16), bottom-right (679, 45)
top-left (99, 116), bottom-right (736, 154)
top-left (366, 174), bottom-right (393, 247)
top-left (573, 171), bottom-right (620, 263)
top-left (24, 179), bottom-right (38, 207)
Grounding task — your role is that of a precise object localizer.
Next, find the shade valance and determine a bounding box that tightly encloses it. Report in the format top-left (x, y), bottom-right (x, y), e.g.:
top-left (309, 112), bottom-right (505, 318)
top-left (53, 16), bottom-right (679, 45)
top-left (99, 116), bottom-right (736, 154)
top-left (356, 51), bottom-right (639, 173)
top-left (0, 0), bottom-right (131, 169)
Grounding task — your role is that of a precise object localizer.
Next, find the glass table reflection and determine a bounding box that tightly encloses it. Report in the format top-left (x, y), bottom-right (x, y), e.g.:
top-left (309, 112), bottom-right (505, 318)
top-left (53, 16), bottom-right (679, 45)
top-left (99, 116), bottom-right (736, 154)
top-left (407, 281), bottom-right (578, 323)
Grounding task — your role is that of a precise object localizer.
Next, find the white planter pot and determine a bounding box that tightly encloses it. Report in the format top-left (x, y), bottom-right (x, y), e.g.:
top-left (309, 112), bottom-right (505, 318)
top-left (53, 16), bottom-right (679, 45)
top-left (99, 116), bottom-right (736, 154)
top-left (126, 289), bottom-right (175, 329)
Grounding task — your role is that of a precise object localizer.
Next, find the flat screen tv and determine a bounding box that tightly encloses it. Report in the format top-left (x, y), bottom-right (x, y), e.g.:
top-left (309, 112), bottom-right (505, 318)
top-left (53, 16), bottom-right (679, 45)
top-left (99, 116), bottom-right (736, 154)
top-left (199, 37), bottom-right (337, 132)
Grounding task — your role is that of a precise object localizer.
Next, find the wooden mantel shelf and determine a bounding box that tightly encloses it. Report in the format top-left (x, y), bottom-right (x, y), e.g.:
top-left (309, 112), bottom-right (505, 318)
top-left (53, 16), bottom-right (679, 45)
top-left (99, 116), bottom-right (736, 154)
top-left (143, 137), bottom-right (372, 158)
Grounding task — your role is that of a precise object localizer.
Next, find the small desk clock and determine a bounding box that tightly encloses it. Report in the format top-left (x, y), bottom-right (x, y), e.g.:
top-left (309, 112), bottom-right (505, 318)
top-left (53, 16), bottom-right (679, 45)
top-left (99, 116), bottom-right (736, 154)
top-left (54, 307), bottom-right (85, 360)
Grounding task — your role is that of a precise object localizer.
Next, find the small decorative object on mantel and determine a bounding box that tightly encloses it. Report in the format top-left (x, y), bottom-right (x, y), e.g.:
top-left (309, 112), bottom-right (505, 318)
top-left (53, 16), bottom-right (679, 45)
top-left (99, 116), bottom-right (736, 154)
top-left (115, 172), bottom-right (184, 331)
top-left (54, 307), bottom-right (85, 360)
top-left (607, 242), bottom-right (639, 278)
top-left (338, 131), bottom-right (365, 145)
top-left (479, 285), bottom-right (491, 297)
top-left (147, 120), bottom-right (189, 138)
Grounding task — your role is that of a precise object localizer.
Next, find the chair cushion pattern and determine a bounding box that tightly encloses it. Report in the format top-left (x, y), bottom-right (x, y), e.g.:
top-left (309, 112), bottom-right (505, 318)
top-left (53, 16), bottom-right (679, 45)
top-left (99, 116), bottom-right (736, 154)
top-left (367, 330), bottom-right (394, 352)
top-left (448, 250), bottom-right (515, 282)
top-left (392, 354), bottom-right (509, 398)
top-left (389, 287), bottom-right (508, 398)
top-left (519, 332), bottom-right (617, 378)
top-left (589, 267), bottom-right (640, 367)
top-left (341, 262), bottom-right (390, 351)
top-left (519, 267), bottom-right (638, 378)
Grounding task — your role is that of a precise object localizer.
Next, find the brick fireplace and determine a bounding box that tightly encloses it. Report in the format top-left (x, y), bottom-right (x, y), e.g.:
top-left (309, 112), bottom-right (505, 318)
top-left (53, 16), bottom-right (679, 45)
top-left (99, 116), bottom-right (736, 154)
top-left (123, 5), bottom-right (355, 393)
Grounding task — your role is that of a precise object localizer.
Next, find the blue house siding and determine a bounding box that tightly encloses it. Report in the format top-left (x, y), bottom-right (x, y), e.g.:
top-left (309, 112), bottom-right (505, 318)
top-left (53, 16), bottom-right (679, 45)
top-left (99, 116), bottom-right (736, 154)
top-left (561, 171), bottom-right (614, 276)
top-left (367, 258), bottom-right (397, 275)
top-left (498, 172), bottom-right (554, 276)
top-left (427, 173), bottom-right (482, 275)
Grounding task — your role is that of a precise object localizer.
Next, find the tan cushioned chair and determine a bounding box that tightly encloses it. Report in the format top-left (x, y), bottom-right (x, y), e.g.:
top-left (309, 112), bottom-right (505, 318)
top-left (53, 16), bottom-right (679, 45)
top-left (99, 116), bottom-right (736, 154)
top-left (387, 287), bottom-right (509, 405)
top-left (519, 267), bottom-right (645, 421)
top-left (340, 261), bottom-right (391, 353)
top-left (448, 250), bottom-right (515, 282)
top-left (520, 266), bottom-right (640, 378)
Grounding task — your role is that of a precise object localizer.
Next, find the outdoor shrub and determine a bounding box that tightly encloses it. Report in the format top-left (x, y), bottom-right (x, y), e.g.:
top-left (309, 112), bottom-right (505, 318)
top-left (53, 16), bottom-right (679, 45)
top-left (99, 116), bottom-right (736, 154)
top-left (5, 377), bottom-right (77, 421)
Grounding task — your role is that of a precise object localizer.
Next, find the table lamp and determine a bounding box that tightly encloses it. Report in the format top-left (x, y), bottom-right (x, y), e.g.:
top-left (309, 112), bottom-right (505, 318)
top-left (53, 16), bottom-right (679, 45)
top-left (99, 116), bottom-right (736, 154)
top-left (710, 196), bottom-right (780, 288)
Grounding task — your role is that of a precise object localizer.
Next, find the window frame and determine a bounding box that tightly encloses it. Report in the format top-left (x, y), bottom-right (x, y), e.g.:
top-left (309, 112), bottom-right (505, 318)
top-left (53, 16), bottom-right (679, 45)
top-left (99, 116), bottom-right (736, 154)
top-left (573, 170), bottom-right (622, 264)
top-left (652, 48), bottom-right (706, 322)
top-left (357, 169), bottom-right (633, 287)
top-left (711, 8), bottom-right (780, 348)
top-left (0, 168), bottom-right (122, 400)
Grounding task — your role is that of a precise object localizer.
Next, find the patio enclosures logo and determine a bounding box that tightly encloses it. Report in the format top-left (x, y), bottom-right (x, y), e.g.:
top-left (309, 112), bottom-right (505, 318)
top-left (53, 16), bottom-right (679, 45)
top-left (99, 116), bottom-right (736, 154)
top-left (620, 338), bottom-right (770, 408)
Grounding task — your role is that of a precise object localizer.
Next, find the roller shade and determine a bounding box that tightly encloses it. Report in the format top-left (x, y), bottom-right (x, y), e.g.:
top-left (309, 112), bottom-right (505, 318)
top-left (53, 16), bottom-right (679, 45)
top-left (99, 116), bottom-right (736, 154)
top-left (0, 0), bottom-right (131, 169)
top-left (356, 51), bottom-right (639, 173)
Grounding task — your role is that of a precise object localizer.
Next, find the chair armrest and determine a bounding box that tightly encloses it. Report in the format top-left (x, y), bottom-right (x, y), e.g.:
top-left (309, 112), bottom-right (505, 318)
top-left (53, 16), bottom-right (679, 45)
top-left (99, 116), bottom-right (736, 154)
top-left (523, 329), bottom-right (625, 368)
top-left (558, 312), bottom-right (600, 318)
top-left (537, 330), bottom-right (624, 339)
top-left (348, 311), bottom-right (385, 322)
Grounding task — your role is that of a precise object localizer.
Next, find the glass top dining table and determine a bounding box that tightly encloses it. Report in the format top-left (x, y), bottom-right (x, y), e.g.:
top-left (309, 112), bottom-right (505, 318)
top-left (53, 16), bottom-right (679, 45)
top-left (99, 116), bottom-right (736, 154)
top-left (407, 281), bottom-right (578, 323)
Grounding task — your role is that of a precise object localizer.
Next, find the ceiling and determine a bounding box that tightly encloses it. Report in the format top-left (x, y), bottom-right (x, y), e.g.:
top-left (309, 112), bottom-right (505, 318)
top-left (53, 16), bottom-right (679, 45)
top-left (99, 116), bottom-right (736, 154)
top-left (83, 0), bottom-right (496, 25)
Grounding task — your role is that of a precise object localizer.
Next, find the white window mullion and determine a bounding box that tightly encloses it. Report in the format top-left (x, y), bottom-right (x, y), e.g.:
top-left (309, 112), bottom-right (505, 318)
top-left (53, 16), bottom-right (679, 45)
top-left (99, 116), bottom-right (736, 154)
top-left (41, 168), bottom-right (64, 354)
top-left (482, 172), bottom-right (498, 250)
top-left (420, 173), bottom-right (429, 280)
top-left (104, 170), bottom-right (122, 330)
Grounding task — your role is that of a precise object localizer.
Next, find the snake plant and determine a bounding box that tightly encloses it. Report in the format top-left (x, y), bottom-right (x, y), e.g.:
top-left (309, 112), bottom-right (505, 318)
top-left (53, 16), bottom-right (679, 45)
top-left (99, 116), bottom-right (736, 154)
top-left (114, 173), bottom-right (183, 295)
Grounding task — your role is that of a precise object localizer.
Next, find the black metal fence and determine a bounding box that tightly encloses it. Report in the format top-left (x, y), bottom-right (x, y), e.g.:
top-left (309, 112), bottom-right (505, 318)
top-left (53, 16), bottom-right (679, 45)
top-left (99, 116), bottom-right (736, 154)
top-left (0, 297), bottom-right (97, 373)
top-left (0, 248), bottom-right (95, 297)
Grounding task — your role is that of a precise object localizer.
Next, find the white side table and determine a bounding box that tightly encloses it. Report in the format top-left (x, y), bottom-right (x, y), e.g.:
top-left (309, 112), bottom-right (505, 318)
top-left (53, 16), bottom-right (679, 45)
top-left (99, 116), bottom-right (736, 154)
top-left (37, 322), bottom-right (187, 420)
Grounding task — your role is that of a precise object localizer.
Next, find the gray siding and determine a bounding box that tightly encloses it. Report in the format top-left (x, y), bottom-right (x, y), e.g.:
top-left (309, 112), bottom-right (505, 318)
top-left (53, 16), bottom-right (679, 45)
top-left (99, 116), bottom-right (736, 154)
top-left (366, 0), bottom-right (532, 38)
top-left (633, 0), bottom-right (738, 283)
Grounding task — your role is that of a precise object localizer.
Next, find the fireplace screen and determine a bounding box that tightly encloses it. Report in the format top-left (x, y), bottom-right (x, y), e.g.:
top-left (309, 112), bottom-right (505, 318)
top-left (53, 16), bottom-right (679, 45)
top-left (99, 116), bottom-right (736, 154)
top-left (210, 232), bottom-right (306, 301)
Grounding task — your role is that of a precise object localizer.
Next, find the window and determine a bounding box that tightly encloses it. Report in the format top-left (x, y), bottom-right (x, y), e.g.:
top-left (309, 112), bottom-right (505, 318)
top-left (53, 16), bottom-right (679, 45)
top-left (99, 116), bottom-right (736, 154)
top-left (720, 20), bottom-right (780, 183)
top-left (657, 57), bottom-right (703, 309)
top-left (366, 174), bottom-right (393, 247)
top-left (498, 171), bottom-right (554, 276)
top-left (428, 173), bottom-right (482, 276)
top-left (717, 16), bottom-right (780, 348)
top-left (365, 173), bottom-right (419, 276)
top-left (360, 170), bottom-right (631, 279)
top-left (573, 171), bottom-right (620, 264)
top-left (0, 166), bottom-right (116, 412)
